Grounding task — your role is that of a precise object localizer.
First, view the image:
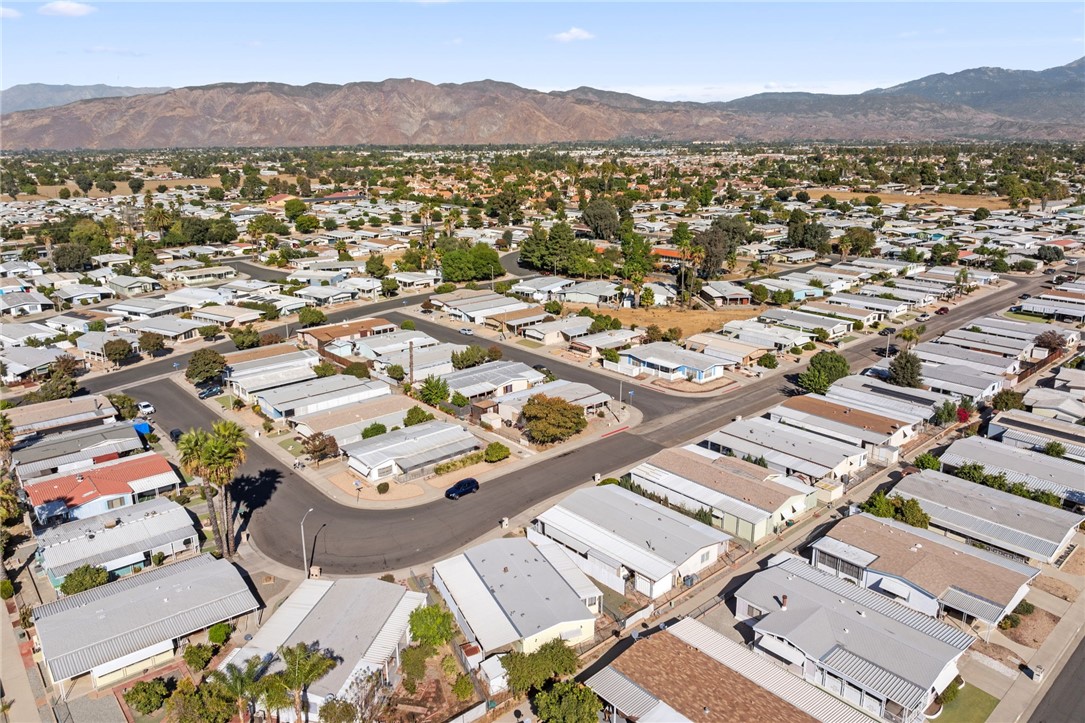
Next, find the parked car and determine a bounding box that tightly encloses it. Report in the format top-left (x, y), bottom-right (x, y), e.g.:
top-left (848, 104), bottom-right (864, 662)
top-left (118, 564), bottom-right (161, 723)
top-left (916, 313), bottom-right (932, 322)
top-left (532, 364), bottom-right (552, 377)
top-left (136, 401), bottom-right (156, 415)
top-left (445, 477), bottom-right (480, 500)
top-left (935, 307), bottom-right (950, 315)
top-left (1044, 268), bottom-right (1057, 275)
top-left (878, 327), bottom-right (895, 337)
top-left (459, 328), bottom-right (474, 336)
top-left (420, 308), bottom-right (434, 314)
top-left (169, 428), bottom-right (183, 443)
top-left (1068, 259), bottom-right (1079, 266)
top-left (198, 386), bottom-right (223, 399)
top-left (1019, 293), bottom-right (1032, 300)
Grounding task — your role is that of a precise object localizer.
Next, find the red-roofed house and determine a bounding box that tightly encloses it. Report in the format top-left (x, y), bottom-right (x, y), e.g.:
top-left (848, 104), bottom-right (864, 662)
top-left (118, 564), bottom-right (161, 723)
top-left (24, 452), bottom-right (183, 524)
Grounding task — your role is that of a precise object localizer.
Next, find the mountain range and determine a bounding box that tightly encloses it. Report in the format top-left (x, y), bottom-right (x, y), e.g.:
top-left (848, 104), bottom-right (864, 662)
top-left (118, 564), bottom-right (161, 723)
top-left (1, 59), bottom-right (1081, 150)
top-left (0, 83), bottom-right (172, 114)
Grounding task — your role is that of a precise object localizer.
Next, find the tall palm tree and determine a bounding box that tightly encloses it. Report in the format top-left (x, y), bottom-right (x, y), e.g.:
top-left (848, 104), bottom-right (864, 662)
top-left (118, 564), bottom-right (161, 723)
top-left (0, 477), bottom-right (20, 590)
top-left (837, 236), bottom-right (852, 263)
top-left (176, 429), bottom-right (225, 556)
top-left (0, 412), bottom-right (13, 471)
top-left (209, 421), bottom-right (247, 556)
top-left (256, 673), bottom-right (292, 723)
top-left (144, 205), bottom-right (171, 239)
top-left (277, 643), bottom-right (338, 723)
top-left (954, 267), bottom-right (971, 298)
top-left (206, 655), bottom-right (263, 723)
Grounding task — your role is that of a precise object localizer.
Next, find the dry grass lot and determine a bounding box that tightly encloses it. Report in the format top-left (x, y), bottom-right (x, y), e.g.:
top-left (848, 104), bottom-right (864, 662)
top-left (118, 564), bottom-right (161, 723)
top-left (1031, 575), bottom-right (1079, 603)
top-left (1061, 547), bottom-right (1085, 577)
top-left (969, 639), bottom-right (1024, 668)
top-left (566, 303), bottom-right (763, 335)
top-left (808, 188), bottom-right (1012, 210)
top-left (1003, 608), bottom-right (1060, 649)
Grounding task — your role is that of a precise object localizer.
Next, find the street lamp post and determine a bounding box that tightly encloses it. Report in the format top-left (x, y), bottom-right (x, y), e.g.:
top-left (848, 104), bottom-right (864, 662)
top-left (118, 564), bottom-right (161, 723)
top-left (490, 264), bottom-right (495, 290)
top-left (300, 507), bottom-right (314, 578)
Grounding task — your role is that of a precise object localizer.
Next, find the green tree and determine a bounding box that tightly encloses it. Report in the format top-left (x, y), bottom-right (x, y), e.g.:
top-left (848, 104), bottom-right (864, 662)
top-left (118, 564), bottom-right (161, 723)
top-left (404, 406), bottom-right (435, 427)
top-left (897, 497), bottom-right (930, 529)
top-left (501, 639), bottom-right (578, 694)
top-left (166, 677), bottom-right (234, 723)
top-left (198, 324), bottom-right (221, 341)
top-left (52, 243), bottom-right (92, 271)
top-left (409, 605), bottom-right (455, 647)
top-left (749, 284), bottom-right (769, 304)
top-left (451, 345), bottom-right (490, 370)
top-left (639, 286), bottom-right (656, 308)
top-left (400, 319), bottom-right (416, 331)
top-left (381, 278), bottom-right (399, 297)
top-left (186, 348), bottom-right (226, 384)
top-left (932, 401), bottom-right (959, 426)
top-left (303, 433), bottom-right (339, 464)
top-left (991, 389), bottom-right (1025, 411)
top-left (277, 643), bottom-right (339, 723)
top-left (522, 394), bottom-right (587, 444)
top-left (283, 198), bottom-right (307, 221)
top-left (125, 678), bottom-right (170, 715)
top-left (1042, 441), bottom-right (1066, 458)
top-left (887, 350), bottom-right (923, 388)
top-left (60, 564), bottom-right (109, 596)
top-left (418, 376), bottom-right (450, 406)
top-left (485, 442), bottom-right (511, 462)
top-left (861, 490), bottom-right (896, 518)
top-left (913, 453), bottom-right (940, 471)
top-left (294, 215), bottom-right (320, 234)
top-left (297, 307), bottom-right (327, 328)
top-left (361, 423), bottom-right (387, 439)
top-left (581, 199), bottom-right (620, 240)
top-left (797, 351), bottom-right (849, 394)
top-left (386, 364), bottom-right (405, 382)
top-left (127, 177), bottom-right (145, 195)
top-left (365, 254), bottom-right (389, 278)
top-left (452, 674), bottom-right (474, 701)
top-left (757, 353), bottom-right (778, 369)
top-left (229, 325), bottom-right (261, 350)
top-left (106, 393), bottom-right (140, 420)
top-left (534, 681), bottom-right (601, 723)
top-left (138, 331), bottom-right (166, 356)
top-left (255, 674), bottom-right (292, 723)
top-left (206, 655), bottom-right (263, 723)
top-left (103, 339), bottom-right (134, 367)
top-left (318, 698), bottom-right (358, 723)
top-left (342, 362), bottom-right (370, 379)
top-left (177, 428), bottom-right (226, 556)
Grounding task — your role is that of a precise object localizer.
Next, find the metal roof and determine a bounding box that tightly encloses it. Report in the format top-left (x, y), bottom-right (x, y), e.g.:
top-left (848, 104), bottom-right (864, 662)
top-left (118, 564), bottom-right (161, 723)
top-left (39, 498), bottom-right (196, 578)
top-left (821, 646), bottom-right (926, 712)
top-left (536, 486), bottom-right (730, 582)
top-left (940, 436), bottom-right (1085, 502)
top-left (892, 471), bottom-right (1085, 562)
top-left (12, 423), bottom-right (145, 476)
top-left (433, 554), bottom-right (519, 652)
top-left (34, 554), bottom-right (258, 682)
top-left (438, 360), bottom-right (546, 397)
top-left (585, 666), bottom-right (661, 719)
top-left (342, 421), bottom-right (478, 473)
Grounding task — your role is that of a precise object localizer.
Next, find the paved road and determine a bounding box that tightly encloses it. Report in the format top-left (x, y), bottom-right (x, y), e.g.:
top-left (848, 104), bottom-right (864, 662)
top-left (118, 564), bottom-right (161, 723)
top-left (1029, 638), bottom-right (1085, 723)
top-left (499, 250), bottom-right (533, 277)
top-left (122, 276), bottom-right (1041, 574)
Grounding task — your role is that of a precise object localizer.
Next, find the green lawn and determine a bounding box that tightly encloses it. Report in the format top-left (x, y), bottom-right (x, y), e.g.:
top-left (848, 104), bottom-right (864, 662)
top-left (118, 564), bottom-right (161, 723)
top-left (937, 684), bottom-right (1000, 723)
top-left (279, 437), bottom-right (304, 457)
top-left (1002, 310), bottom-right (1049, 322)
top-left (517, 339), bottom-right (544, 348)
top-left (215, 394), bottom-right (238, 409)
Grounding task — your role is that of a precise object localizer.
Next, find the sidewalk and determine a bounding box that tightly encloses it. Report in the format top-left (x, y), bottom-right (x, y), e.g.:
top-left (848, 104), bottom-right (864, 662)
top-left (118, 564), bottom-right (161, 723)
top-left (1, 608), bottom-right (44, 723)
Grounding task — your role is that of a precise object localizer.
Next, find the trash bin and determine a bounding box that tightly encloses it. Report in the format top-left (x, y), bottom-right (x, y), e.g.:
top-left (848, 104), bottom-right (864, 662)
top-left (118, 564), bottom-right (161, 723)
top-left (1032, 665), bottom-right (1045, 682)
top-left (500, 517), bottom-right (509, 529)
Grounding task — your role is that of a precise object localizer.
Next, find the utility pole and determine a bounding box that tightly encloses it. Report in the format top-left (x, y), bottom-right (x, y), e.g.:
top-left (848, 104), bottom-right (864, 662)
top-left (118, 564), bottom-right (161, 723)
top-left (408, 339), bottom-right (415, 386)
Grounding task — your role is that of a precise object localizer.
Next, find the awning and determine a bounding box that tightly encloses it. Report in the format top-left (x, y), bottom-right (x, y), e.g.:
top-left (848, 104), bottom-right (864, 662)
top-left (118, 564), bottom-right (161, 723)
top-left (876, 576), bottom-right (912, 601)
top-left (757, 635), bottom-right (807, 666)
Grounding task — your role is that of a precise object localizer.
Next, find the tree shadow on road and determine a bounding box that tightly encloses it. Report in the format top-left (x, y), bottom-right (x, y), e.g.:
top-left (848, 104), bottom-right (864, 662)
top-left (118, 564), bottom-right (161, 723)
top-left (230, 468), bottom-right (284, 547)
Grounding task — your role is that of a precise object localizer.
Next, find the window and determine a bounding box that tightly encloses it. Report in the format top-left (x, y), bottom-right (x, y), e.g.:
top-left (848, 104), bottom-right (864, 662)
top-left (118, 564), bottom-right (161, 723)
top-left (701, 551), bottom-right (711, 564)
top-left (820, 552), bottom-right (862, 581)
top-left (746, 604), bottom-right (763, 618)
top-left (107, 497), bottom-right (125, 510)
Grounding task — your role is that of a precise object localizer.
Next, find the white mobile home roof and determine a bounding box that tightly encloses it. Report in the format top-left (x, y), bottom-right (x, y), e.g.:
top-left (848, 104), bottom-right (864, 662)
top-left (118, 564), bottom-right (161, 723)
top-left (535, 486), bottom-right (730, 582)
top-left (894, 470), bottom-right (1085, 563)
top-left (940, 436), bottom-right (1085, 503)
top-left (34, 554), bottom-right (258, 682)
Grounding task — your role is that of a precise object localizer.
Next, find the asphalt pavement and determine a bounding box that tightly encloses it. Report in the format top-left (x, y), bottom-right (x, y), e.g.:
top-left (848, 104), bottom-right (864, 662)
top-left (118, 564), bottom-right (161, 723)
top-left (1029, 636), bottom-right (1085, 723)
top-left (119, 275), bottom-right (1043, 574)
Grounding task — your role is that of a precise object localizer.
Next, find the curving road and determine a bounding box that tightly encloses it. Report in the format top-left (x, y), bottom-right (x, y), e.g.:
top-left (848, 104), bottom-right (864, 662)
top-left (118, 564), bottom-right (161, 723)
top-left (122, 276), bottom-right (1042, 575)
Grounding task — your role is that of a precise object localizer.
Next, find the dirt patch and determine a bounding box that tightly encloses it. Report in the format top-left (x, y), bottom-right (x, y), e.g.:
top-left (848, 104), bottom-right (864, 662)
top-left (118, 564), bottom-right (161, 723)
top-left (1003, 609), bottom-right (1060, 649)
top-left (1031, 575), bottom-right (1079, 603)
top-left (1061, 547), bottom-right (1085, 577)
top-left (565, 303), bottom-right (762, 336)
top-left (806, 188), bottom-right (1012, 210)
top-left (969, 639), bottom-right (1026, 668)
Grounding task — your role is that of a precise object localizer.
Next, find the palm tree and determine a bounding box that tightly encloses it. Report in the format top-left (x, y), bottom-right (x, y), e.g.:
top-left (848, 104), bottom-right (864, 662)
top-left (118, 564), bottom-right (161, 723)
top-left (209, 421), bottom-right (247, 556)
top-left (0, 477), bottom-right (21, 591)
top-left (256, 673), bottom-right (292, 723)
top-left (277, 643), bottom-right (338, 723)
top-left (954, 267), bottom-right (971, 298)
top-left (176, 429), bottom-right (226, 556)
top-left (143, 205), bottom-right (171, 239)
top-left (837, 236), bottom-right (852, 263)
top-left (206, 655), bottom-right (263, 723)
top-left (897, 328), bottom-right (919, 348)
top-left (0, 412), bottom-right (13, 471)
top-left (746, 260), bottom-right (765, 278)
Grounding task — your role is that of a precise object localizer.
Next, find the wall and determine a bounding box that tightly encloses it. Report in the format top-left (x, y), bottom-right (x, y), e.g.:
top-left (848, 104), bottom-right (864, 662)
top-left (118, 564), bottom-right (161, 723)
top-left (520, 618), bottom-right (595, 654)
top-left (526, 528), bottom-right (625, 593)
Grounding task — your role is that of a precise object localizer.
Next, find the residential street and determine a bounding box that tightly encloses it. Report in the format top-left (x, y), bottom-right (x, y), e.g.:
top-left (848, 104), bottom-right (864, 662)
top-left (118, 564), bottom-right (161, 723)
top-left (121, 274), bottom-right (1043, 575)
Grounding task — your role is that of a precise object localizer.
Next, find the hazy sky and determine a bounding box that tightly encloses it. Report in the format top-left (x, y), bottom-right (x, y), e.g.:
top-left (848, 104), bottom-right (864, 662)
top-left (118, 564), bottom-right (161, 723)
top-left (1, 1), bottom-right (1082, 100)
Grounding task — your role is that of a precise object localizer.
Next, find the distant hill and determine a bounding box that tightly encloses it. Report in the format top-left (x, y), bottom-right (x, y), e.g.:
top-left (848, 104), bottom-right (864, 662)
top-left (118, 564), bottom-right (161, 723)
top-left (0, 83), bottom-right (172, 113)
top-left (864, 57), bottom-right (1084, 123)
top-left (1, 59), bottom-right (1081, 149)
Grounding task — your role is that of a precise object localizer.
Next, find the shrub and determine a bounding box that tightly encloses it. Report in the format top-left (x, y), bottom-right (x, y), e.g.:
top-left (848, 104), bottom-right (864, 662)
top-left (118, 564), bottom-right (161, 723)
top-left (125, 678), bottom-right (170, 715)
top-left (183, 643), bottom-right (215, 671)
top-left (450, 391), bottom-right (470, 408)
top-left (998, 614), bottom-right (1021, 630)
top-left (401, 645), bottom-right (431, 682)
top-left (435, 283), bottom-right (456, 294)
top-left (937, 677), bottom-right (962, 705)
top-left (380, 573), bottom-right (395, 583)
top-left (802, 341), bottom-right (816, 351)
top-left (435, 451), bottom-right (485, 475)
top-left (1014, 600), bottom-right (1035, 616)
top-left (0, 580), bottom-right (14, 600)
top-left (377, 482), bottom-right (390, 495)
top-left (152, 552), bottom-right (166, 566)
top-left (387, 364), bottom-right (406, 382)
top-left (207, 622), bottom-right (233, 646)
top-left (452, 674), bottom-right (474, 701)
top-left (484, 442), bottom-right (511, 463)
top-left (913, 453), bottom-right (940, 471)
top-left (402, 678), bottom-right (417, 695)
top-left (597, 478), bottom-right (620, 486)
top-left (60, 564), bottom-right (109, 596)
top-left (789, 346), bottom-right (803, 355)
top-left (441, 655), bottom-right (458, 679)
top-left (757, 353), bottom-right (778, 369)
top-left (262, 419), bottom-right (274, 434)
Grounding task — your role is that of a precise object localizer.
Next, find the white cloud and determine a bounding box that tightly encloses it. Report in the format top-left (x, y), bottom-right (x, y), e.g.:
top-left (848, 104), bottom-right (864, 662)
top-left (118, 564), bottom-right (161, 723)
top-left (244, 40), bottom-right (263, 48)
top-left (1, 7), bottom-right (23, 19)
top-left (39, 2), bottom-right (97, 17)
top-left (445, 37), bottom-right (463, 46)
top-left (551, 27), bottom-right (594, 43)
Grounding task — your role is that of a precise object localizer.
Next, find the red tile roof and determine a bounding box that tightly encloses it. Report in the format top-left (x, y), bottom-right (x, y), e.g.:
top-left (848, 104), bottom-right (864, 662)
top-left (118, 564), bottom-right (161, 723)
top-left (24, 453), bottom-right (174, 507)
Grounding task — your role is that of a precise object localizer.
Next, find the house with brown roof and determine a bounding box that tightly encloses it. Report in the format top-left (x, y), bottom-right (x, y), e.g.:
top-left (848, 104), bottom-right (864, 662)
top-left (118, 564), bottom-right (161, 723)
top-left (770, 395), bottom-right (918, 456)
top-left (629, 446), bottom-right (817, 544)
top-left (810, 513), bottom-right (1038, 637)
top-left (296, 317), bottom-right (397, 351)
top-left (586, 617), bottom-right (876, 723)
top-left (6, 395), bottom-right (118, 443)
